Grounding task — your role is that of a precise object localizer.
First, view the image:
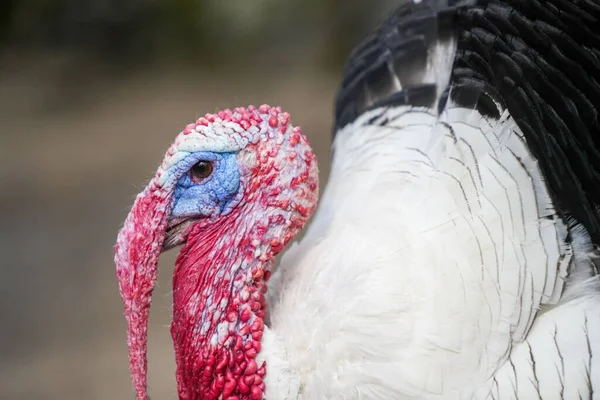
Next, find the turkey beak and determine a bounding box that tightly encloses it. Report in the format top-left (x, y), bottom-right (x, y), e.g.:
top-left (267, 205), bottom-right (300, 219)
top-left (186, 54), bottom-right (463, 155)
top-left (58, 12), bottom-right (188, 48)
top-left (162, 218), bottom-right (195, 252)
top-left (114, 178), bottom-right (173, 400)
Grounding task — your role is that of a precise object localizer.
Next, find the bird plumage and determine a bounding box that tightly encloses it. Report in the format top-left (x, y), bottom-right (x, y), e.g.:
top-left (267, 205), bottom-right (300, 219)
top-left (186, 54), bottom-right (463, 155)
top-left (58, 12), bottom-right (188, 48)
top-left (115, 0), bottom-right (600, 398)
top-left (268, 0), bottom-right (600, 397)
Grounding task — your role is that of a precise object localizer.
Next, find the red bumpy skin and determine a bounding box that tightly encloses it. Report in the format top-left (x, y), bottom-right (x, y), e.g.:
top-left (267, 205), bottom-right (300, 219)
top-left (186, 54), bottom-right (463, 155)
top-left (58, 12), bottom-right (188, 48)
top-left (114, 105), bottom-right (319, 400)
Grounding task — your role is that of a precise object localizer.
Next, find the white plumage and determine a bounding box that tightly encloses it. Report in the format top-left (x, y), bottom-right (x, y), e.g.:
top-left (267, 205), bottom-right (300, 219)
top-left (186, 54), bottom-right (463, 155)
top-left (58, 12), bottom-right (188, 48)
top-left (261, 105), bottom-right (600, 399)
top-left (258, 1), bottom-right (600, 398)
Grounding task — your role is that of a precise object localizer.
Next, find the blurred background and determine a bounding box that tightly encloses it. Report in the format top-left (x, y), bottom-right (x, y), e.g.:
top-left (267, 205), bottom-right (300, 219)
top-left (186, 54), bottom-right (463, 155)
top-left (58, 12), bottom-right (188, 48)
top-left (0, 1), bottom-right (400, 398)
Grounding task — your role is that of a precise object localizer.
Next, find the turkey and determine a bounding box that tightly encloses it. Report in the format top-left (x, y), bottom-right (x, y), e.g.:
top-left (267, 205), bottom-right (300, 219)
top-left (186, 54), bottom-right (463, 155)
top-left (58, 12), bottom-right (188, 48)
top-left (114, 0), bottom-right (600, 399)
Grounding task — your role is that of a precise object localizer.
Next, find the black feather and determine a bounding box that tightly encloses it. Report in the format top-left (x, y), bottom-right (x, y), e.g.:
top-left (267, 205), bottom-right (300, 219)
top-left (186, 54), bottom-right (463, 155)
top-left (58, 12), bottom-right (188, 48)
top-left (333, 0), bottom-right (476, 132)
top-left (333, 0), bottom-right (600, 243)
top-left (450, 0), bottom-right (600, 242)
top-left (333, 0), bottom-right (600, 242)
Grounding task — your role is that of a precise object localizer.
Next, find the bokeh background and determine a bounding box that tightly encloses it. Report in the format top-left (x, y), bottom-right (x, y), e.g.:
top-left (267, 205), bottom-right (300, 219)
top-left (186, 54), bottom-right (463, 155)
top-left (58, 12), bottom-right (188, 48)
top-left (0, 1), bottom-right (399, 398)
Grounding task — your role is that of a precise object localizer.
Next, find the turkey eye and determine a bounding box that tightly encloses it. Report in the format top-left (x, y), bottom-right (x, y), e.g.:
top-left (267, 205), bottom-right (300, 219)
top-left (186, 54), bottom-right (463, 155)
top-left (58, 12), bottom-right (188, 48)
top-left (190, 160), bottom-right (214, 183)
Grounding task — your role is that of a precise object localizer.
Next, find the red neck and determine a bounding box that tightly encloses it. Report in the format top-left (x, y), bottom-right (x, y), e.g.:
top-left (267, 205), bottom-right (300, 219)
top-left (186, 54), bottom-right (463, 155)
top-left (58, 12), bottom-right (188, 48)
top-left (171, 212), bottom-right (271, 400)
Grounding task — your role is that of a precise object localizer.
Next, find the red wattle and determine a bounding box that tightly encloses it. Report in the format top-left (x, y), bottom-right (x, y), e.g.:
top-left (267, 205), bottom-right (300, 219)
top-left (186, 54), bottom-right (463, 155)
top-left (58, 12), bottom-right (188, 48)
top-left (171, 213), bottom-right (270, 400)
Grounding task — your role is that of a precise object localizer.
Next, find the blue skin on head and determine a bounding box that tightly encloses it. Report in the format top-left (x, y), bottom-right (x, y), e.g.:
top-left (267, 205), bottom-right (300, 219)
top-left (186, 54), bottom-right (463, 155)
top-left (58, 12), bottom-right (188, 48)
top-left (171, 151), bottom-right (241, 219)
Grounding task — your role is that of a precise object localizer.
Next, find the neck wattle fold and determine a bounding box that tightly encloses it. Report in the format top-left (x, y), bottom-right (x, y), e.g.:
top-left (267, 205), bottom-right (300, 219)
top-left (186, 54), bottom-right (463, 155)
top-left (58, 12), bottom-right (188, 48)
top-left (171, 214), bottom-right (272, 400)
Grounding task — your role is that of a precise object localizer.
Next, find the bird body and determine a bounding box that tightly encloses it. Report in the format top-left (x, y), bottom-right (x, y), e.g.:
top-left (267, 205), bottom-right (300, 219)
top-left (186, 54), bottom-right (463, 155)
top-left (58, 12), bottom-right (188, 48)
top-left (266, 104), bottom-right (600, 398)
top-left (115, 1), bottom-right (600, 399)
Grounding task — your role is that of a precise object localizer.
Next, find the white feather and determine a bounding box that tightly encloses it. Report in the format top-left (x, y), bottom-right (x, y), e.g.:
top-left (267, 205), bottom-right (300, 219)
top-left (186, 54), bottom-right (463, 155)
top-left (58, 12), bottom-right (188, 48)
top-left (257, 97), bottom-right (600, 398)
